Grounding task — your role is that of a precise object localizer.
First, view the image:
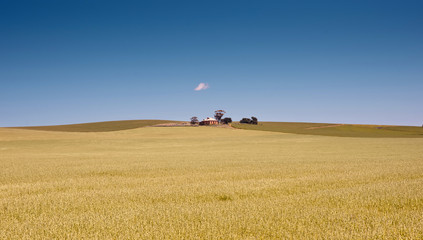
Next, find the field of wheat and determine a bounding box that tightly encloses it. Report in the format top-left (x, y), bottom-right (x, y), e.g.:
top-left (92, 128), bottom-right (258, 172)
top-left (1, 126), bottom-right (423, 239)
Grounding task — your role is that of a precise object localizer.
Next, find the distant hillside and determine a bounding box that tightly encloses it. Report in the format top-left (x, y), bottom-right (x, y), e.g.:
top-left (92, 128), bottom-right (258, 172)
top-left (232, 122), bottom-right (423, 138)
top-left (10, 120), bottom-right (423, 137)
top-left (13, 120), bottom-right (179, 132)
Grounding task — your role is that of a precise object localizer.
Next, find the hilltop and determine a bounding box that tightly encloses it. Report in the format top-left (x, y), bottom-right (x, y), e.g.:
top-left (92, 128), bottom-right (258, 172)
top-left (7, 119), bottom-right (423, 138)
top-left (11, 120), bottom-right (179, 132)
top-left (232, 122), bottom-right (423, 138)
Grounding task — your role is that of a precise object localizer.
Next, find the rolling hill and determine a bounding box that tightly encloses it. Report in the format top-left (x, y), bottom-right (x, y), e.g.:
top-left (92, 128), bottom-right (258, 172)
top-left (7, 120), bottom-right (423, 137)
top-left (12, 119), bottom-right (179, 132)
top-left (232, 122), bottom-right (423, 138)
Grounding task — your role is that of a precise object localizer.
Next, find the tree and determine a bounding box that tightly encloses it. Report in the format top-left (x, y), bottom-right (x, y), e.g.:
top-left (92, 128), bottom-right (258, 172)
top-left (214, 110), bottom-right (226, 123)
top-left (240, 118), bottom-right (252, 124)
top-left (190, 116), bottom-right (199, 125)
top-left (221, 117), bottom-right (232, 124)
top-left (240, 117), bottom-right (258, 124)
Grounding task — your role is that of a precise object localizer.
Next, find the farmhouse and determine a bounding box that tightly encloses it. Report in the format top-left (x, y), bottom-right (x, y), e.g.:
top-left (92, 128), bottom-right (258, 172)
top-left (199, 117), bottom-right (218, 125)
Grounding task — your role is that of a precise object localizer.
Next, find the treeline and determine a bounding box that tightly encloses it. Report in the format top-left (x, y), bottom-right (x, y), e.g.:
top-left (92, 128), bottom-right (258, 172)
top-left (240, 117), bottom-right (258, 125)
top-left (221, 118), bottom-right (232, 124)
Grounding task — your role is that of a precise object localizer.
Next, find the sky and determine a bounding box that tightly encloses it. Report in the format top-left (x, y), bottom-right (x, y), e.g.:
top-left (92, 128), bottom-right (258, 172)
top-left (1, 0), bottom-right (422, 127)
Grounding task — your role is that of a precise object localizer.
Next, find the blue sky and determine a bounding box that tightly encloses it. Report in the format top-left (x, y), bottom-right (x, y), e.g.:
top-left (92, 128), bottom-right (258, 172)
top-left (1, 0), bottom-right (422, 126)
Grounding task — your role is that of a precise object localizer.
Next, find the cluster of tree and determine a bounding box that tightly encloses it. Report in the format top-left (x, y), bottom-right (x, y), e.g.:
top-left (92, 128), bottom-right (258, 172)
top-left (214, 110), bottom-right (226, 123)
top-left (215, 110), bottom-right (233, 124)
top-left (221, 117), bottom-right (232, 124)
top-left (240, 116), bottom-right (258, 125)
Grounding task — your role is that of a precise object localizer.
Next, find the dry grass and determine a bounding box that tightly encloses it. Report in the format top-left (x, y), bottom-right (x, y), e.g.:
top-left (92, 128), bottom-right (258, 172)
top-left (11, 119), bottom-right (177, 132)
top-left (1, 126), bottom-right (423, 239)
top-left (232, 122), bottom-right (423, 138)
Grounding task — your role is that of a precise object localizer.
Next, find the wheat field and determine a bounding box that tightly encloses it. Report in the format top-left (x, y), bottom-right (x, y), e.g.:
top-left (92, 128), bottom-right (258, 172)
top-left (1, 126), bottom-right (423, 239)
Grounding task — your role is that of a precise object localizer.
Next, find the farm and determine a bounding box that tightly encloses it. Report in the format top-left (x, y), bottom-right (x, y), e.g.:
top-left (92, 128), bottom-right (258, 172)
top-left (2, 0), bottom-right (422, 238)
top-left (1, 122), bottom-right (423, 239)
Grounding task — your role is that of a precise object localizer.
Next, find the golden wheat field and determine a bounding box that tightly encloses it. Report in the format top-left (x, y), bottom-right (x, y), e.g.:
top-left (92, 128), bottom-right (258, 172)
top-left (1, 126), bottom-right (423, 239)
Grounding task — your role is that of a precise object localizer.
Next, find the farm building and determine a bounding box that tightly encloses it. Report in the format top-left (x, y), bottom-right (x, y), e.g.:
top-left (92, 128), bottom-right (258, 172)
top-left (199, 117), bottom-right (218, 125)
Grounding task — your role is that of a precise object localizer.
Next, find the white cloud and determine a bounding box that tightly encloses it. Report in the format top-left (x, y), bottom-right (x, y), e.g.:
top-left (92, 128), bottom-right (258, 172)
top-left (194, 83), bottom-right (209, 91)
